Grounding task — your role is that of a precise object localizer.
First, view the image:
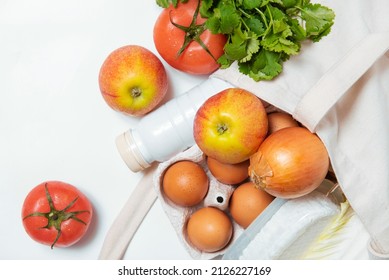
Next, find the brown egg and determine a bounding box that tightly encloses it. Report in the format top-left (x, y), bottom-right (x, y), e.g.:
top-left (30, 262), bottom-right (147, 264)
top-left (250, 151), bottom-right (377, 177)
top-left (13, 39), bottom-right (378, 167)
top-left (186, 207), bottom-right (233, 252)
top-left (162, 160), bottom-right (209, 207)
top-left (267, 112), bottom-right (299, 135)
top-left (229, 181), bottom-right (274, 229)
top-left (207, 157), bottom-right (249, 185)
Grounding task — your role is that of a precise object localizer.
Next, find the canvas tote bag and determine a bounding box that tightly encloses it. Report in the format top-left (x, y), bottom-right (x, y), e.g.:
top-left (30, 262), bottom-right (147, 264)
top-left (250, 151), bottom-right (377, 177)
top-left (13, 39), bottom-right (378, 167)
top-left (99, 0), bottom-right (389, 259)
top-left (211, 0), bottom-right (389, 259)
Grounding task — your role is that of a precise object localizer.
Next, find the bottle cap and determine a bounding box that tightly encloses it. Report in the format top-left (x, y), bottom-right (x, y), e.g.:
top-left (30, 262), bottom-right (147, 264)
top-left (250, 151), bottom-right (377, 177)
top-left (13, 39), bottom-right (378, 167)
top-left (116, 130), bottom-right (151, 173)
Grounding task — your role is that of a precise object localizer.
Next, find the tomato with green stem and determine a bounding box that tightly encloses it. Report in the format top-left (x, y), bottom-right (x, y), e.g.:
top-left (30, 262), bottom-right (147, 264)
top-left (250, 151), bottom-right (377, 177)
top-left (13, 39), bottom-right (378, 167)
top-left (21, 181), bottom-right (93, 249)
top-left (153, 0), bottom-right (227, 75)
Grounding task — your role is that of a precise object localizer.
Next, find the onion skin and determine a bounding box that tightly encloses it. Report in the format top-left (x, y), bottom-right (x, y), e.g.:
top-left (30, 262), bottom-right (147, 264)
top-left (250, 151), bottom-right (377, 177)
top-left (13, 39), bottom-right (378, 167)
top-left (249, 127), bottom-right (329, 199)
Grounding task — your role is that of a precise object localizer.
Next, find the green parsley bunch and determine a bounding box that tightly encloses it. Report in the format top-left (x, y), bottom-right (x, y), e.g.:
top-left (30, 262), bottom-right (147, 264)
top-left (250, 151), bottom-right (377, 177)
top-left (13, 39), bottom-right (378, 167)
top-left (157, 0), bottom-right (335, 81)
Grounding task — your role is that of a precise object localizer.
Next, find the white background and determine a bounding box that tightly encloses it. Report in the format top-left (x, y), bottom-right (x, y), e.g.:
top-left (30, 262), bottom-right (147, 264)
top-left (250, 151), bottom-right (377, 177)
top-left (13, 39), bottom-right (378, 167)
top-left (0, 0), bottom-right (207, 259)
top-left (0, 0), bottom-right (378, 262)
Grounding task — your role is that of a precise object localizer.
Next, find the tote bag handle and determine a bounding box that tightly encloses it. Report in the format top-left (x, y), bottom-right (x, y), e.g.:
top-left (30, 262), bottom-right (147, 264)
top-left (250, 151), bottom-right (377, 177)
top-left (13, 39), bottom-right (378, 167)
top-left (98, 164), bottom-right (158, 259)
top-left (294, 32), bottom-right (389, 132)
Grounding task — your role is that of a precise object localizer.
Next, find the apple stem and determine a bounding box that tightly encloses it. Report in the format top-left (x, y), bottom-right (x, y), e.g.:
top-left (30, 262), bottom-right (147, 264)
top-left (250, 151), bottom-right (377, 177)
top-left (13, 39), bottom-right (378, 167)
top-left (217, 123), bottom-right (228, 135)
top-left (131, 87), bottom-right (142, 98)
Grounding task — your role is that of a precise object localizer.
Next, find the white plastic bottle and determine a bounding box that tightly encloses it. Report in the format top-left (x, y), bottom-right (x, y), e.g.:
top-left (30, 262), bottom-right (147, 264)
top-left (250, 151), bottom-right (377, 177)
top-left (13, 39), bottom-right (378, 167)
top-left (115, 77), bottom-right (231, 172)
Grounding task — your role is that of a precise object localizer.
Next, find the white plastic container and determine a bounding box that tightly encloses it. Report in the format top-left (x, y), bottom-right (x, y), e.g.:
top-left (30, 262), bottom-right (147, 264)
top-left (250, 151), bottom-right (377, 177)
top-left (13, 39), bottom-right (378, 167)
top-left (116, 77), bottom-right (231, 172)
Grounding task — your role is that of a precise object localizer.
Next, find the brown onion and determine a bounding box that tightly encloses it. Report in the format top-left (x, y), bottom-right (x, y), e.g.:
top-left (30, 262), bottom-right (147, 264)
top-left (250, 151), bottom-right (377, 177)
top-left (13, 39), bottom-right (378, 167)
top-left (249, 126), bottom-right (329, 199)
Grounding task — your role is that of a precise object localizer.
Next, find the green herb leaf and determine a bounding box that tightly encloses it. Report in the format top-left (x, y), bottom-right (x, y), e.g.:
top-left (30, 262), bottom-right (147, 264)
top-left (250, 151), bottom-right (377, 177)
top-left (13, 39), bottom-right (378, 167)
top-left (242, 0), bottom-right (263, 10)
top-left (199, 0), bottom-right (216, 17)
top-left (217, 54), bottom-right (234, 69)
top-left (243, 17), bottom-right (265, 36)
top-left (240, 49), bottom-right (283, 81)
top-left (219, 5), bottom-right (242, 34)
top-left (156, 0), bottom-right (183, 8)
top-left (288, 18), bottom-right (307, 41)
top-left (156, 0), bottom-right (170, 8)
top-left (300, 3), bottom-right (335, 42)
top-left (262, 32), bottom-right (300, 55)
top-left (224, 28), bottom-right (261, 62)
top-left (269, 0), bottom-right (284, 5)
top-left (243, 35), bottom-right (261, 62)
top-left (281, 0), bottom-right (298, 8)
top-left (261, 5), bottom-right (300, 55)
top-left (224, 29), bottom-right (249, 60)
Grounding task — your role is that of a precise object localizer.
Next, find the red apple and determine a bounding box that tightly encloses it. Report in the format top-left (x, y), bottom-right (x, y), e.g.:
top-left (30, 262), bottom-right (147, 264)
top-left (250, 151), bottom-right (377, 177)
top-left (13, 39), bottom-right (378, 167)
top-left (193, 88), bottom-right (268, 164)
top-left (98, 45), bottom-right (168, 116)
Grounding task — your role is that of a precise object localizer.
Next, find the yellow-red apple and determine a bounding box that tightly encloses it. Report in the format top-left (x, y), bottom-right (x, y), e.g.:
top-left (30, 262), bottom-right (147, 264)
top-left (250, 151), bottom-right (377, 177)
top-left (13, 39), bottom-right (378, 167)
top-left (193, 88), bottom-right (268, 164)
top-left (98, 45), bottom-right (168, 116)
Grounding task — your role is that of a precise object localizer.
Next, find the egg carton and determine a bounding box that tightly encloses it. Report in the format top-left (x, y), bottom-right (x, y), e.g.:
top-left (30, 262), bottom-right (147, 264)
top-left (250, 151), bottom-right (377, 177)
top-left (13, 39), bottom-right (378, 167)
top-left (152, 145), bottom-right (344, 260)
top-left (153, 144), bottom-right (245, 260)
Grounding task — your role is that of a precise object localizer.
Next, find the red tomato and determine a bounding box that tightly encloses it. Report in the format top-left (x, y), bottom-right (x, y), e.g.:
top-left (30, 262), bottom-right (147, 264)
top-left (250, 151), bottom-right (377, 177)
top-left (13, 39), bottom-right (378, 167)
top-left (21, 181), bottom-right (93, 248)
top-left (153, 0), bottom-right (227, 75)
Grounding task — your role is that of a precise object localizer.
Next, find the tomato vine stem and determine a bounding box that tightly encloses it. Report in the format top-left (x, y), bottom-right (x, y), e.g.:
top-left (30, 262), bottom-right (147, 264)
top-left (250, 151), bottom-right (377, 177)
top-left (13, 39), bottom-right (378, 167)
top-left (169, 0), bottom-right (217, 61)
top-left (23, 183), bottom-right (90, 249)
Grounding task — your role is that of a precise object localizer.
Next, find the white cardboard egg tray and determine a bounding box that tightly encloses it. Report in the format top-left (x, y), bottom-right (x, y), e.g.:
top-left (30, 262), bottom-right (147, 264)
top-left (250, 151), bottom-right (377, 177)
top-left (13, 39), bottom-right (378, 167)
top-left (152, 144), bottom-right (342, 260)
top-left (153, 144), bottom-right (246, 260)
